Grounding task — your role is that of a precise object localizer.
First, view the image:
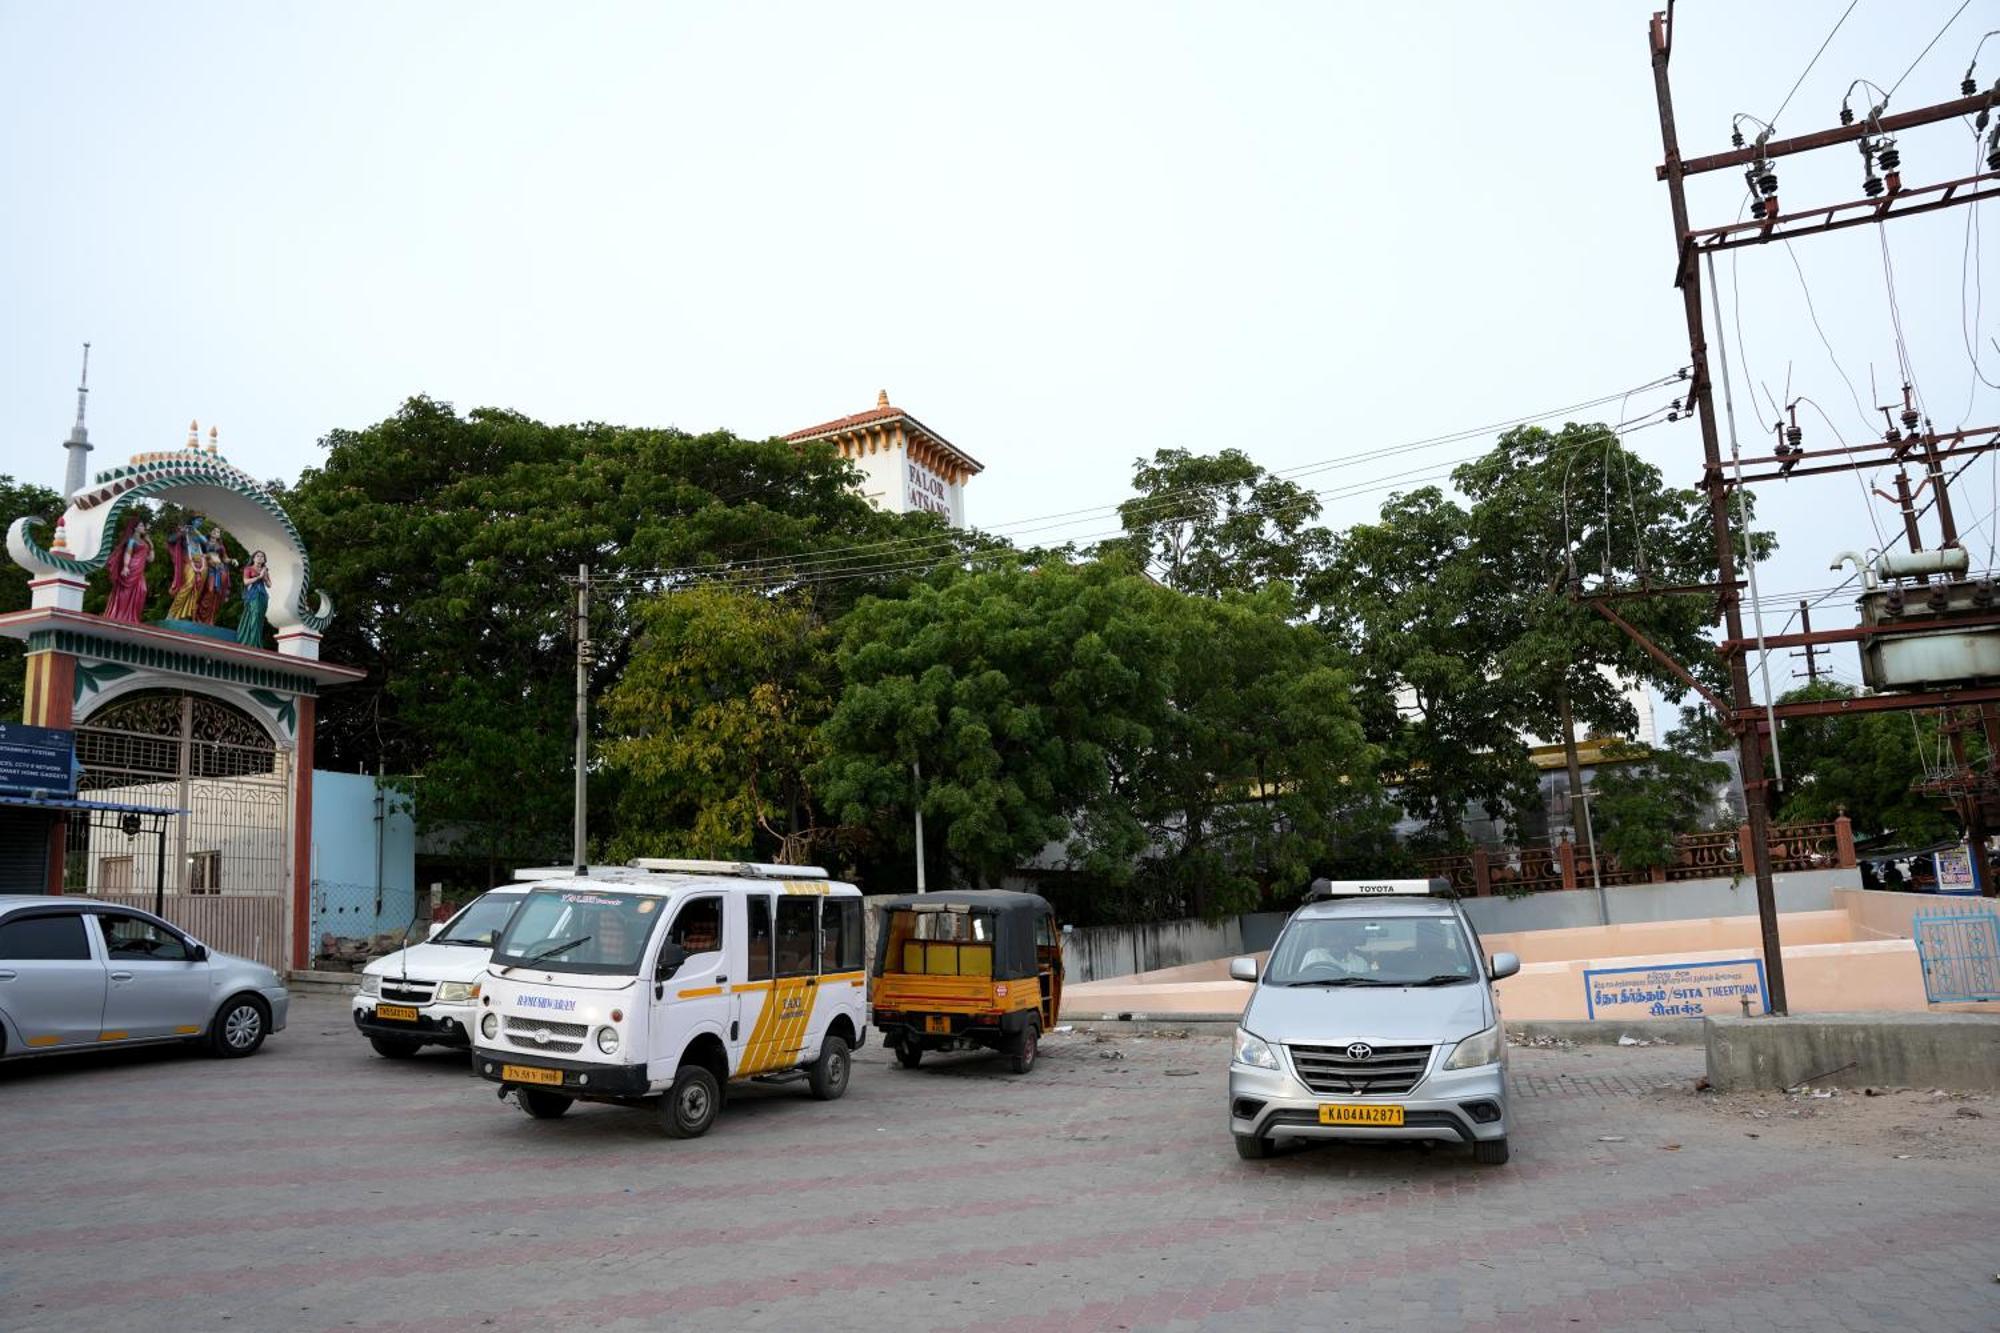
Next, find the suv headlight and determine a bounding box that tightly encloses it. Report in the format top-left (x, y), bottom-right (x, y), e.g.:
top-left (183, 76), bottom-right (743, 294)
top-left (596, 1026), bottom-right (620, 1055)
top-left (1232, 1026), bottom-right (1280, 1071)
top-left (434, 981), bottom-right (475, 1003)
top-left (1444, 1024), bottom-right (1502, 1070)
top-left (359, 974), bottom-right (381, 996)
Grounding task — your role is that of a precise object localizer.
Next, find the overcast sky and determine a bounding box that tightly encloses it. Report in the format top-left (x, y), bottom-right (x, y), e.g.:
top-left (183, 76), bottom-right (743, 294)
top-left (5, 1), bottom-right (1996, 710)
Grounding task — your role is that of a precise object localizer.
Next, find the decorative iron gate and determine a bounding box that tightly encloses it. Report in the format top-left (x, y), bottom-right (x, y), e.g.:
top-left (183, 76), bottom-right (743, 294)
top-left (1913, 911), bottom-right (2000, 1003)
top-left (66, 690), bottom-right (291, 898)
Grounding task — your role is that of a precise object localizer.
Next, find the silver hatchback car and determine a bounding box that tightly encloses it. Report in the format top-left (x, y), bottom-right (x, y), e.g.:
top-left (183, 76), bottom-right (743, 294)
top-left (1227, 880), bottom-right (1519, 1164)
top-left (0, 895), bottom-right (289, 1062)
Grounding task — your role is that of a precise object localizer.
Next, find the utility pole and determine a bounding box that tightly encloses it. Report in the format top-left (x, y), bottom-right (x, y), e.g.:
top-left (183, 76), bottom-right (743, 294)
top-left (573, 563), bottom-right (590, 876)
top-left (1790, 601), bottom-right (1823, 683)
top-left (1650, 10), bottom-right (1789, 1013)
top-left (1574, 785), bottom-right (1610, 927)
top-left (912, 759), bottom-right (927, 893)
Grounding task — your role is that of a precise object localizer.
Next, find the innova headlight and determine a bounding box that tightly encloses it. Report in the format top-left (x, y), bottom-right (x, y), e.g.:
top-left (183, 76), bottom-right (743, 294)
top-left (359, 974), bottom-right (382, 996)
top-left (1232, 1026), bottom-right (1280, 1071)
top-left (1444, 1024), bottom-right (1502, 1070)
top-left (434, 981), bottom-right (476, 1003)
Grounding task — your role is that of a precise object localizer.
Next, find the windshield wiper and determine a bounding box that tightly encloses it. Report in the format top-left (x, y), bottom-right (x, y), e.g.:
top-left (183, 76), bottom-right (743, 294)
top-left (1287, 977), bottom-right (1389, 987)
top-left (524, 935), bottom-right (591, 963)
top-left (1404, 973), bottom-right (1475, 987)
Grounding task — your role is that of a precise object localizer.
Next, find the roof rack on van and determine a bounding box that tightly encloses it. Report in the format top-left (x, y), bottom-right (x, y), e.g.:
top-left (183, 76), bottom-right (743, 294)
top-left (629, 859), bottom-right (829, 881)
top-left (1305, 877), bottom-right (1454, 901)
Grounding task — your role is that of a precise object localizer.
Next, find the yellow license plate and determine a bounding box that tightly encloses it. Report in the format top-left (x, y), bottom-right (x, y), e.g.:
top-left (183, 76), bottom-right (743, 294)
top-left (1318, 1104), bottom-right (1405, 1126)
top-left (924, 1015), bottom-right (951, 1034)
top-left (503, 1064), bottom-right (565, 1086)
top-left (374, 1004), bottom-right (420, 1023)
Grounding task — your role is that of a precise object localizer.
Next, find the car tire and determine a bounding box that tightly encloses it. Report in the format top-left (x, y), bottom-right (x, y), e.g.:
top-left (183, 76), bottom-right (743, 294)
top-left (208, 994), bottom-right (270, 1058)
top-left (1005, 1021), bottom-right (1039, 1075)
top-left (894, 1038), bottom-right (923, 1069)
top-left (519, 1088), bottom-right (574, 1120)
top-left (1234, 1133), bottom-right (1275, 1161)
top-left (1473, 1136), bottom-right (1510, 1166)
top-left (369, 1034), bottom-right (422, 1060)
top-left (807, 1034), bottom-right (851, 1101)
top-left (661, 1064), bottom-right (721, 1139)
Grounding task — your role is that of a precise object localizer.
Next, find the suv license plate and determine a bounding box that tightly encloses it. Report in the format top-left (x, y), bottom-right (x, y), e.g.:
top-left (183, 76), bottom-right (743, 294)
top-left (1319, 1104), bottom-right (1404, 1126)
top-left (503, 1065), bottom-right (565, 1086)
top-left (374, 1004), bottom-right (420, 1023)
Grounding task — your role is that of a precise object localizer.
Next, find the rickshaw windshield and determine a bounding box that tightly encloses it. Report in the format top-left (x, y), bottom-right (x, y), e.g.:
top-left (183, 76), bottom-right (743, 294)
top-left (491, 889), bottom-right (664, 976)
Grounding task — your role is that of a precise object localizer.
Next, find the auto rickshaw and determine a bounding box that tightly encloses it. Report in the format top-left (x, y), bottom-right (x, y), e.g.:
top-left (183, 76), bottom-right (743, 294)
top-left (869, 890), bottom-right (1063, 1074)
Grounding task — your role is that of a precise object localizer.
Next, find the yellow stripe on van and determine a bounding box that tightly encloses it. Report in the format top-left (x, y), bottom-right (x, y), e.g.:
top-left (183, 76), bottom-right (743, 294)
top-left (676, 986), bottom-right (723, 1000)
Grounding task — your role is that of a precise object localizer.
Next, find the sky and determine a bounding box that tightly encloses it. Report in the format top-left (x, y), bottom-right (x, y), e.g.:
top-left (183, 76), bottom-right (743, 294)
top-left (5, 1), bottom-right (1998, 719)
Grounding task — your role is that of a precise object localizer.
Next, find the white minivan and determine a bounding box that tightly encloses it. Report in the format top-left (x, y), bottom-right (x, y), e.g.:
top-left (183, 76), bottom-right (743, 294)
top-left (351, 887), bottom-right (527, 1058)
top-left (472, 860), bottom-right (868, 1137)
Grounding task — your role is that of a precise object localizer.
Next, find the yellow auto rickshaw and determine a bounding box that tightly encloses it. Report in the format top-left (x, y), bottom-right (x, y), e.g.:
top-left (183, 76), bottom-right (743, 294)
top-left (870, 890), bottom-right (1063, 1074)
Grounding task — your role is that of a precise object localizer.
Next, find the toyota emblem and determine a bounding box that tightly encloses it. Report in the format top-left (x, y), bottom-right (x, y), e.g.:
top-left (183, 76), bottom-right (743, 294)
top-left (533, 1027), bottom-right (552, 1046)
top-left (1345, 1042), bottom-right (1373, 1061)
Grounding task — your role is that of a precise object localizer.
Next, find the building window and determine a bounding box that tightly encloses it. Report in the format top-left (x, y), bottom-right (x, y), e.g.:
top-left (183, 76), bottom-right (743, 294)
top-left (189, 851), bottom-right (222, 894)
top-left (98, 857), bottom-right (135, 893)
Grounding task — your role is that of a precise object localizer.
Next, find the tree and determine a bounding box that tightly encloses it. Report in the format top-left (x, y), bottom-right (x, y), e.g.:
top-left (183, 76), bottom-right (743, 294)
top-left (1771, 683), bottom-right (1966, 845)
top-left (1584, 730), bottom-right (1733, 871)
top-left (0, 476), bottom-right (64, 721)
top-left (282, 396), bottom-right (940, 878)
top-left (601, 586), bottom-right (836, 863)
top-left (1322, 487), bottom-right (1539, 850)
top-left (1101, 448), bottom-right (1335, 602)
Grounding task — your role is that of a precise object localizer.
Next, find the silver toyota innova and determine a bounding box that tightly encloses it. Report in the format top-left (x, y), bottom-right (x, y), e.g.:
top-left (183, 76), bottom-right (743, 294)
top-left (1226, 879), bottom-right (1520, 1164)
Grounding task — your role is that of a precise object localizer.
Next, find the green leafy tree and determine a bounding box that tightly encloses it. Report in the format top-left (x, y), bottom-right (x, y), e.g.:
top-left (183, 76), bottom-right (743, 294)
top-left (601, 586), bottom-right (836, 863)
top-left (1584, 729), bottom-right (1733, 871)
top-left (1101, 448), bottom-right (1335, 602)
top-left (1772, 682), bottom-right (1966, 845)
top-left (1323, 487), bottom-right (1538, 850)
top-left (282, 396), bottom-right (939, 879)
top-left (0, 476), bottom-right (64, 721)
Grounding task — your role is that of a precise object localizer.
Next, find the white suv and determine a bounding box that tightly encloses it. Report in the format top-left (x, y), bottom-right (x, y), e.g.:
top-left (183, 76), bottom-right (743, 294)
top-left (351, 888), bottom-right (526, 1058)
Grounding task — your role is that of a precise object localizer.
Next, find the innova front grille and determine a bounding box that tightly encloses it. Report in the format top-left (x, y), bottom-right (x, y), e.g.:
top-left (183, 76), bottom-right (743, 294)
top-left (504, 1016), bottom-right (588, 1054)
top-left (1288, 1043), bottom-right (1432, 1096)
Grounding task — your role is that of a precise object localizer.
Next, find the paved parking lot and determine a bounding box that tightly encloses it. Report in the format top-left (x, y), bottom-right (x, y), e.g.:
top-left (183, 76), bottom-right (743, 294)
top-left (2, 995), bottom-right (1997, 1332)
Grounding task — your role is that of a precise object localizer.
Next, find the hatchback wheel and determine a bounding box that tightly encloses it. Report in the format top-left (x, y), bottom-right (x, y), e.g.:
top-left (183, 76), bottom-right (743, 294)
top-left (209, 995), bottom-right (270, 1058)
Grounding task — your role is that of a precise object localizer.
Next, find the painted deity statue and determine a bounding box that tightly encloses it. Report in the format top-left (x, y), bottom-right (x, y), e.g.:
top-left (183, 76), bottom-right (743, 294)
top-left (103, 516), bottom-right (155, 623)
top-left (195, 527), bottom-right (236, 625)
top-left (235, 550), bottom-right (269, 647)
top-left (166, 520), bottom-right (210, 621)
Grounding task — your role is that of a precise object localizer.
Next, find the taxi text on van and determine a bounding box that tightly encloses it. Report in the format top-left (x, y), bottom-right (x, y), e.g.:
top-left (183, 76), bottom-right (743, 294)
top-left (472, 860), bottom-right (867, 1138)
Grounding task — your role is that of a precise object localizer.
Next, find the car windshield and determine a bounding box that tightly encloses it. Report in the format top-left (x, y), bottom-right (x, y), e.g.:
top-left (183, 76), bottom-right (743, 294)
top-left (1265, 914), bottom-right (1477, 987)
top-left (434, 892), bottom-right (523, 947)
top-left (490, 889), bottom-right (663, 976)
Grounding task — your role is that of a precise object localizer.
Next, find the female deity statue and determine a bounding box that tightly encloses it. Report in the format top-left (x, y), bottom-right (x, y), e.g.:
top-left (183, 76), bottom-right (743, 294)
top-left (235, 550), bottom-right (270, 647)
top-left (103, 516), bottom-right (155, 623)
top-left (195, 527), bottom-right (237, 625)
top-left (166, 521), bottom-right (209, 621)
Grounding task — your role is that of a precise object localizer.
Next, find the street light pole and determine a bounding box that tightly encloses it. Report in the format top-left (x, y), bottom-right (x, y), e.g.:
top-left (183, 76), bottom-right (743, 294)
top-left (912, 759), bottom-right (927, 893)
top-left (573, 563), bottom-right (590, 877)
top-left (1576, 785), bottom-right (1609, 926)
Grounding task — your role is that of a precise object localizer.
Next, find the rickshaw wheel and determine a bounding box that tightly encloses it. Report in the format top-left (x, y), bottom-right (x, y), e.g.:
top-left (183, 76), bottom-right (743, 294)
top-left (894, 1037), bottom-right (924, 1069)
top-left (1006, 1021), bottom-right (1039, 1074)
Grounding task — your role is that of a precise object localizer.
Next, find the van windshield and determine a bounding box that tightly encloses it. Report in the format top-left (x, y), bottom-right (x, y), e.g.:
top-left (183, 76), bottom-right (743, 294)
top-left (1266, 915), bottom-right (1477, 987)
top-left (491, 889), bottom-right (663, 976)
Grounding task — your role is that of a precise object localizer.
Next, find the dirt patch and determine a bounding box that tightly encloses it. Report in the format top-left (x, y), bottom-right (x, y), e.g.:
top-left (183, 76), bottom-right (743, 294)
top-left (1675, 1081), bottom-right (2000, 1160)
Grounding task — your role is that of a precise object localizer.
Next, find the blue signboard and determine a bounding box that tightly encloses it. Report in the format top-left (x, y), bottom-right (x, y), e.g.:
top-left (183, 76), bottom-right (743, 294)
top-left (0, 724), bottom-right (77, 797)
top-left (1583, 957), bottom-right (1771, 1019)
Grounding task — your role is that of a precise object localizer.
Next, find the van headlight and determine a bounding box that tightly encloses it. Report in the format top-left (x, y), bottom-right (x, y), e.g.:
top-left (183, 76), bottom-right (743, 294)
top-left (480, 1012), bottom-right (499, 1039)
top-left (434, 981), bottom-right (475, 1003)
top-left (1232, 1027), bottom-right (1280, 1071)
top-left (596, 1026), bottom-right (620, 1055)
top-left (1444, 1024), bottom-right (1502, 1070)
top-left (359, 974), bottom-right (381, 996)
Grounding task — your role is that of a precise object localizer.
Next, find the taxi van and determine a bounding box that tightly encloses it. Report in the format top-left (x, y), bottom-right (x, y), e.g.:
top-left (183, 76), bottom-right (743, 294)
top-left (1227, 878), bottom-right (1520, 1165)
top-left (471, 860), bottom-right (867, 1138)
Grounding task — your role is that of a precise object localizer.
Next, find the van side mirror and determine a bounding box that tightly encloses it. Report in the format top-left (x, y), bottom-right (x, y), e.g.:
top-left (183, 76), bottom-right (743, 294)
top-left (655, 941), bottom-right (688, 981)
top-left (1229, 957), bottom-right (1258, 982)
top-left (1488, 951), bottom-right (1520, 981)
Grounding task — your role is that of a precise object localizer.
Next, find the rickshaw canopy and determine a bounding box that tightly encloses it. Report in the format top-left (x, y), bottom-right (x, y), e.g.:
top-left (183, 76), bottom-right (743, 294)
top-left (872, 890), bottom-right (1055, 983)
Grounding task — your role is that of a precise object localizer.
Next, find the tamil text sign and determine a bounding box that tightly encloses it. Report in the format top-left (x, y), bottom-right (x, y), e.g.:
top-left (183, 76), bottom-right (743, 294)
top-left (0, 723), bottom-right (76, 797)
top-left (1583, 957), bottom-right (1770, 1020)
top-left (1933, 845), bottom-right (1979, 895)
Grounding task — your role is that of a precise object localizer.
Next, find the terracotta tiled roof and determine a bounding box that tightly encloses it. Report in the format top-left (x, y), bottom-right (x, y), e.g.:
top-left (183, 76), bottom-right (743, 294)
top-left (784, 390), bottom-right (985, 474)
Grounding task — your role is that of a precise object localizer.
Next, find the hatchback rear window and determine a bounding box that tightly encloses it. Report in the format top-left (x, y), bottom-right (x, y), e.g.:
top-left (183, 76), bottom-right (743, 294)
top-left (0, 913), bottom-right (92, 961)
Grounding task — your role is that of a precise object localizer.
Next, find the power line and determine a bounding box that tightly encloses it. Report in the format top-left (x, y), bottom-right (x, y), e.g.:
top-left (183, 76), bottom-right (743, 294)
top-left (1889, 0), bottom-right (1976, 101)
top-left (1771, 0), bottom-right (1863, 127)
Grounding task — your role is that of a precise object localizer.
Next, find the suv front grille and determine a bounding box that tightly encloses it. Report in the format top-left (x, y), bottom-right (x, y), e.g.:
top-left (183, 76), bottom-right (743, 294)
top-left (382, 980), bottom-right (435, 1003)
top-left (1289, 1043), bottom-right (1432, 1096)
top-left (504, 1016), bottom-right (588, 1053)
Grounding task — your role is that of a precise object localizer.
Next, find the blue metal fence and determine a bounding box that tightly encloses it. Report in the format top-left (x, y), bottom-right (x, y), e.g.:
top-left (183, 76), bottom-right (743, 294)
top-left (1913, 911), bottom-right (2000, 1003)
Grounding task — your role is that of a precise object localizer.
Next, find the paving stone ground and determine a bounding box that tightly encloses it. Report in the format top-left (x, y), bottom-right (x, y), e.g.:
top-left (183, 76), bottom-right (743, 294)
top-left (1, 996), bottom-right (1995, 1332)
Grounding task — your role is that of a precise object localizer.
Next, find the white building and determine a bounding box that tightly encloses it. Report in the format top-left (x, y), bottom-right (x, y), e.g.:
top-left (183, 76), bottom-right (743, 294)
top-left (784, 390), bottom-right (983, 528)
